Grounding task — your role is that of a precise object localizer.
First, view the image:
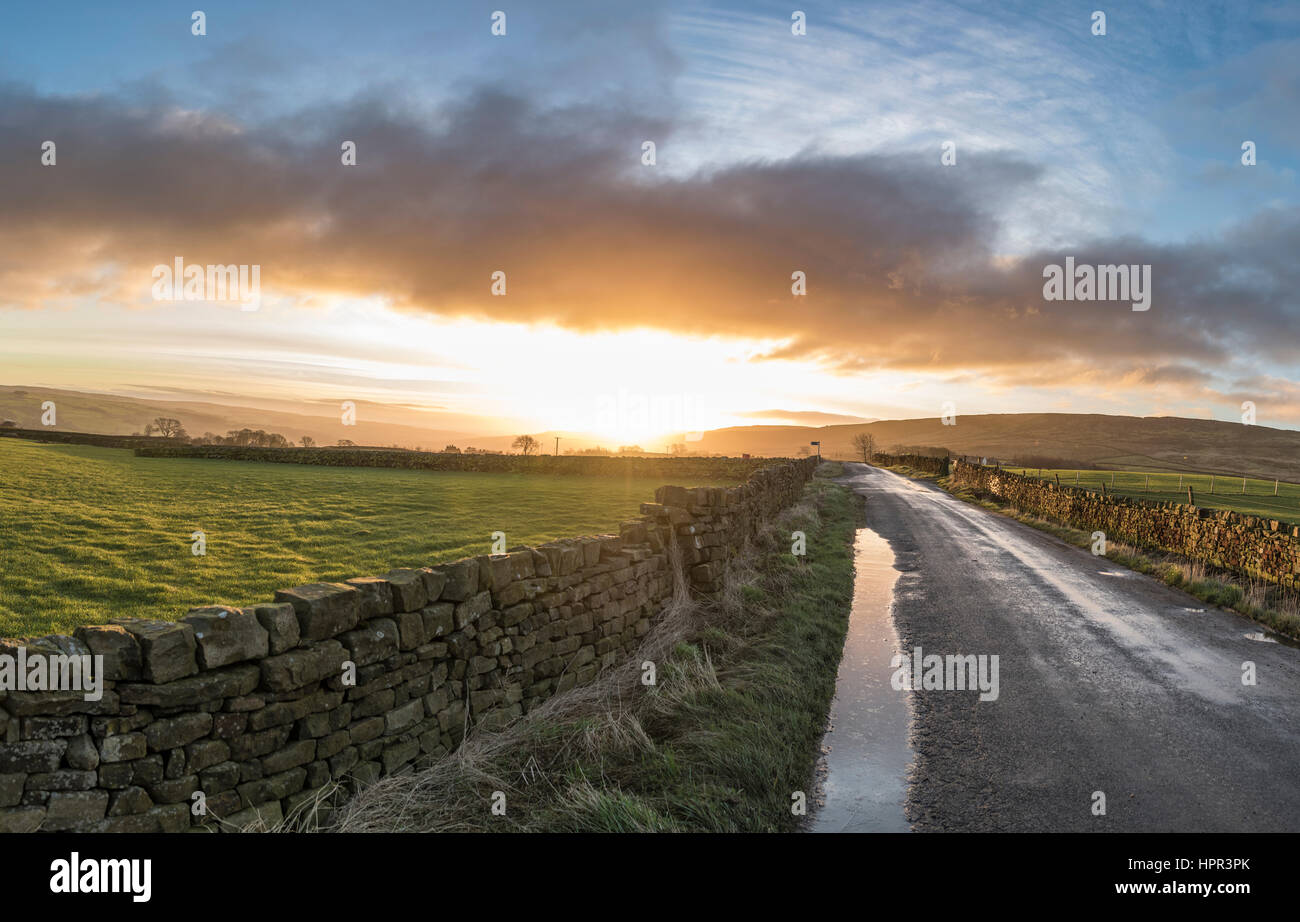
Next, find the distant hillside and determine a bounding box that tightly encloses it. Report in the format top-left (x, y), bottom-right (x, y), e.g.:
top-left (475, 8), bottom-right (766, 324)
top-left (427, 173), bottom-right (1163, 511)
top-left (7, 388), bottom-right (1297, 483)
top-left (0, 387), bottom-right (659, 455)
top-left (0, 386), bottom-right (482, 450)
top-left (692, 413), bottom-right (1300, 482)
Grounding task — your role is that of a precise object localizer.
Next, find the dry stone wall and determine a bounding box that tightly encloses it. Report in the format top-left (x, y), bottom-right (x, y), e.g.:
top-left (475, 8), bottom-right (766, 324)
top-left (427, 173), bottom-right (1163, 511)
top-left (0, 457), bottom-right (817, 833)
top-left (0, 428), bottom-right (772, 480)
top-left (871, 453), bottom-right (950, 476)
top-left (951, 459), bottom-right (1300, 588)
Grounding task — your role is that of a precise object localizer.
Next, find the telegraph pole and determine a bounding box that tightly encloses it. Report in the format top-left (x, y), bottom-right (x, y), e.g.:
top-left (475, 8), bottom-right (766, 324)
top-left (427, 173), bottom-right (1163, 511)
top-left (555, 436), bottom-right (560, 457)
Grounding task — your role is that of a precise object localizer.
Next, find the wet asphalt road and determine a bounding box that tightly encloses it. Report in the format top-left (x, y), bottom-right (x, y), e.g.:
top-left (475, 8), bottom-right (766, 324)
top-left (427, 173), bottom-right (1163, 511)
top-left (839, 463), bottom-right (1300, 832)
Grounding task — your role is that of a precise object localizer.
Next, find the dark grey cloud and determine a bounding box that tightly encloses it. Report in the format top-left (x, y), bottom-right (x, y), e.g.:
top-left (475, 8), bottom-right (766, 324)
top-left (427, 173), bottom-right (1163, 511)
top-left (1, 80), bottom-right (1298, 400)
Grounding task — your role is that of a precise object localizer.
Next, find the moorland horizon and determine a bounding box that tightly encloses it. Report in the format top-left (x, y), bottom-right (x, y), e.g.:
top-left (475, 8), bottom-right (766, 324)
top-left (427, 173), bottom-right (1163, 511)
top-left (4, 381), bottom-right (1299, 452)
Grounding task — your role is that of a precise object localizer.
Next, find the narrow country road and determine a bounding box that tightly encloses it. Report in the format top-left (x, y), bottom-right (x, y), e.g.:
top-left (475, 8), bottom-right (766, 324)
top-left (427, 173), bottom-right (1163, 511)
top-left (838, 462), bottom-right (1300, 832)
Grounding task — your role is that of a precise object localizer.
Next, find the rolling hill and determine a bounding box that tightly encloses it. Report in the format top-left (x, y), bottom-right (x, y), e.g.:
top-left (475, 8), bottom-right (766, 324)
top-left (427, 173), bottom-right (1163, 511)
top-left (692, 413), bottom-right (1300, 482)
top-left (5, 385), bottom-right (1298, 482)
top-left (0, 386), bottom-right (652, 455)
top-left (0, 386), bottom-right (499, 451)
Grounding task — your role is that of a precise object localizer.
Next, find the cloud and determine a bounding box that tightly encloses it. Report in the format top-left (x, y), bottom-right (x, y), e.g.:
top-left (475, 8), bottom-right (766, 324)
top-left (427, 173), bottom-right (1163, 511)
top-left (1, 80), bottom-right (1298, 418)
top-left (735, 409), bottom-right (878, 425)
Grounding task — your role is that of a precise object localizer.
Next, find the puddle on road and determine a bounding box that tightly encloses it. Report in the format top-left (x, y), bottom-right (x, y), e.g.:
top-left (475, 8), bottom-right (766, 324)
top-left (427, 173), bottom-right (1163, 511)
top-left (1243, 630), bottom-right (1300, 648)
top-left (809, 526), bottom-right (913, 833)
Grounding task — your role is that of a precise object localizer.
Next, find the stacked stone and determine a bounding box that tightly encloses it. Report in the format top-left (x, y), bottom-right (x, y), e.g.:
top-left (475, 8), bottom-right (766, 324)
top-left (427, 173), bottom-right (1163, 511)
top-left (0, 457), bottom-right (818, 833)
top-left (953, 460), bottom-right (1300, 589)
top-left (639, 458), bottom-right (818, 593)
top-left (870, 453), bottom-right (950, 476)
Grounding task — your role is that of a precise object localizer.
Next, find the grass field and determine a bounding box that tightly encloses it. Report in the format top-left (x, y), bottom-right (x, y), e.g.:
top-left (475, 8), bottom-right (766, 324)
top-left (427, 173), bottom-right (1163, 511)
top-left (0, 438), bottom-right (740, 637)
top-left (1007, 467), bottom-right (1300, 527)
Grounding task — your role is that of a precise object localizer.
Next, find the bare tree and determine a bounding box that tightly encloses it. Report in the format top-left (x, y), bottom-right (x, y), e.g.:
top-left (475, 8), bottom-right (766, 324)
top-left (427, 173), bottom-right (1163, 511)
top-left (512, 434), bottom-right (540, 456)
top-left (150, 417), bottom-right (185, 438)
top-left (300, 436), bottom-right (315, 448)
top-left (852, 432), bottom-right (876, 463)
top-left (147, 418), bottom-right (185, 439)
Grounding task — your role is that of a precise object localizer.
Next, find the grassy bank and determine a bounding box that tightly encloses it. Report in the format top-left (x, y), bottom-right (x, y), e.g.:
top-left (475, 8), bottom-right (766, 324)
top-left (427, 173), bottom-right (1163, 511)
top-left (329, 465), bottom-right (860, 832)
top-left (0, 438), bottom-right (739, 636)
top-left (871, 460), bottom-right (945, 481)
top-left (942, 476), bottom-right (1300, 641)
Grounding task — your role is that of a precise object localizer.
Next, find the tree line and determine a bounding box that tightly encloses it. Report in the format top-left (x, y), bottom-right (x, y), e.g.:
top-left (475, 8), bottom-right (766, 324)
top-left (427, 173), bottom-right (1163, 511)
top-left (136, 418), bottom-right (564, 455)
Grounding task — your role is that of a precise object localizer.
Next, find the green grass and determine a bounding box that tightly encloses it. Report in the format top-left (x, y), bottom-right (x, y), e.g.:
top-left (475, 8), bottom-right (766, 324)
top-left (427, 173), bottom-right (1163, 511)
top-left (0, 438), bottom-right (739, 637)
top-left (816, 460), bottom-right (846, 478)
top-left (1007, 467), bottom-right (1300, 527)
top-left (331, 467), bottom-right (861, 832)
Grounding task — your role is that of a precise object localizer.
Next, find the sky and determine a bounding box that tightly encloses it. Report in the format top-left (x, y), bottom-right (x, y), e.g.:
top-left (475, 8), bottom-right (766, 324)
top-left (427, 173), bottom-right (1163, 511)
top-left (1, 0), bottom-right (1299, 442)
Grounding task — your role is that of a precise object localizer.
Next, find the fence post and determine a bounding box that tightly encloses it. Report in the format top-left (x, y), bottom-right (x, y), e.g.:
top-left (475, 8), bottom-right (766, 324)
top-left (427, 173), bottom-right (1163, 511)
top-left (1187, 486), bottom-right (1194, 505)
top-left (1275, 479), bottom-right (1279, 496)
top-left (1210, 475), bottom-right (1215, 495)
